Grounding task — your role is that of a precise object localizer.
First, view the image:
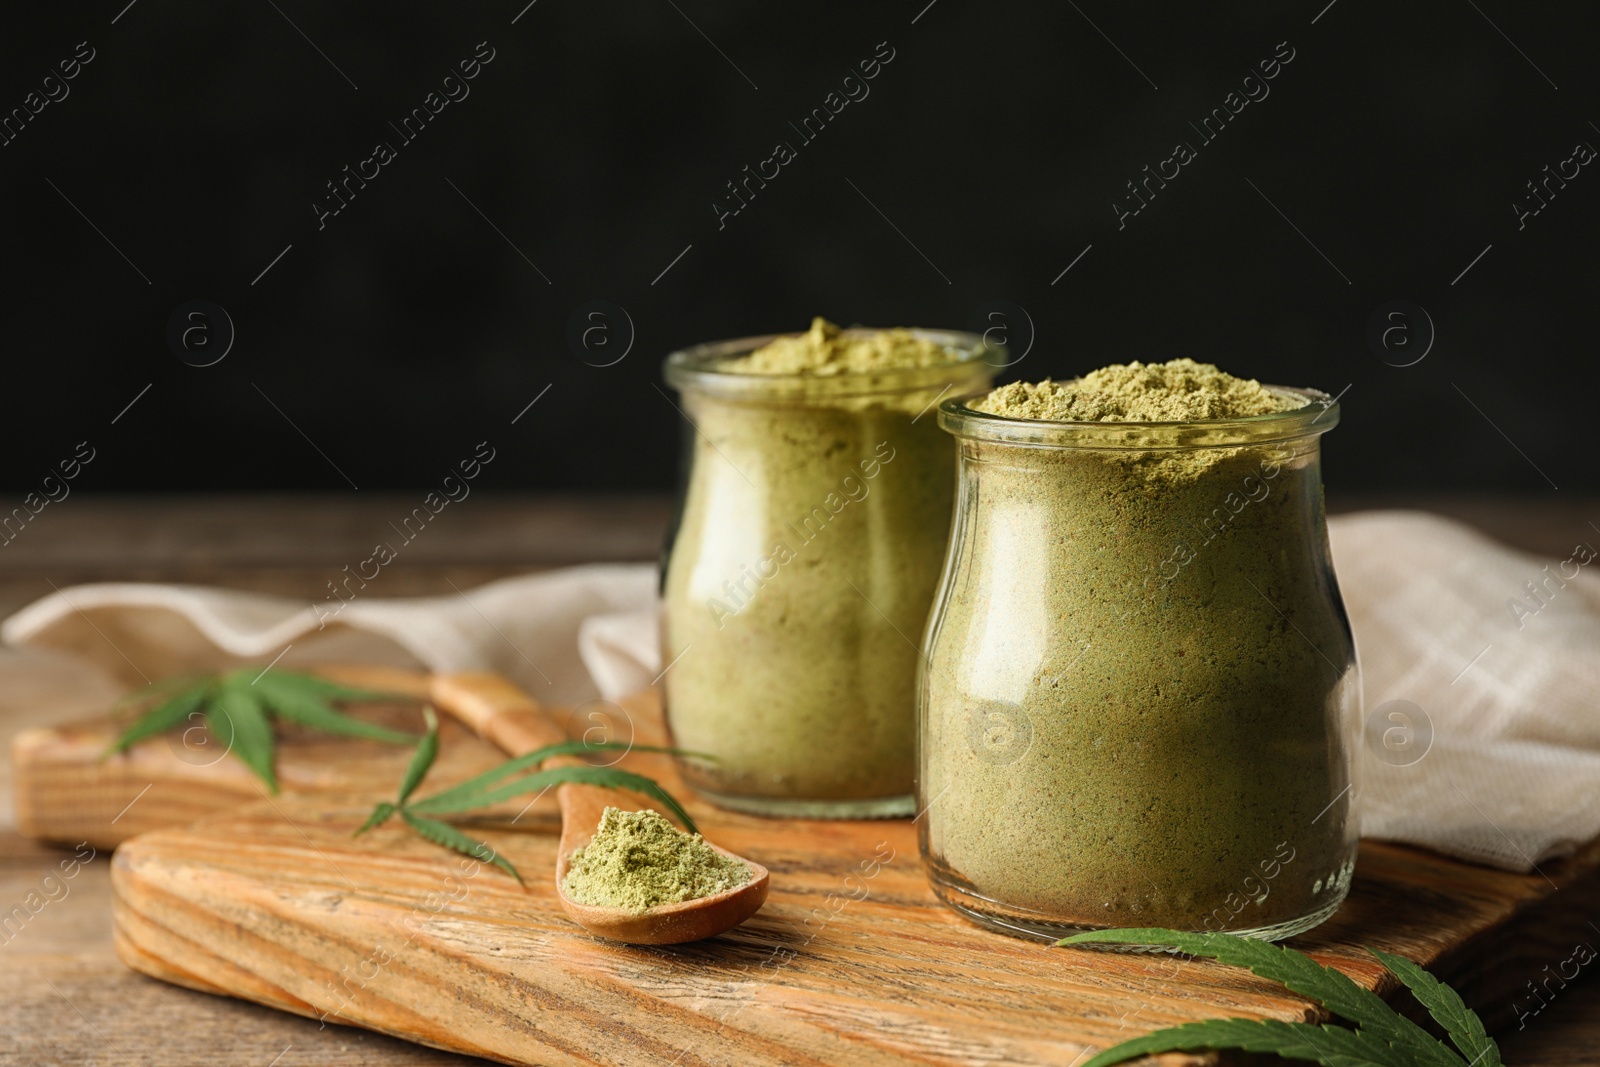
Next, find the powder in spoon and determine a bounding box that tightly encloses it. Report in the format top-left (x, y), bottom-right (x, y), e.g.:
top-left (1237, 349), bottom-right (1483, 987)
top-left (561, 807), bottom-right (750, 912)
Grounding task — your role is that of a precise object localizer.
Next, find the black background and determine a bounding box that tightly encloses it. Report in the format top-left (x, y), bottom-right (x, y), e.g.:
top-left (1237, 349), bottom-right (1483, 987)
top-left (1, 1), bottom-right (1592, 495)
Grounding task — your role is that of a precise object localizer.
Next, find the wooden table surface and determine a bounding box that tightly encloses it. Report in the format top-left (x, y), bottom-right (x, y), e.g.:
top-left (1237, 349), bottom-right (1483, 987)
top-left (1, 492), bottom-right (1595, 1067)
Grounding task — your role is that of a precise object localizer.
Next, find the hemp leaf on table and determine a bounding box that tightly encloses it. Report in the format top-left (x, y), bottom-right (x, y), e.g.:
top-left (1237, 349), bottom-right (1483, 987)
top-left (106, 668), bottom-right (422, 792)
top-left (1058, 928), bottom-right (1502, 1067)
top-left (355, 709), bottom-right (699, 884)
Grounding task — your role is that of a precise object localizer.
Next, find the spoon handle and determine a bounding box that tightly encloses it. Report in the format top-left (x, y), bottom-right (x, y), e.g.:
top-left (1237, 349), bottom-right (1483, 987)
top-left (429, 672), bottom-right (639, 850)
top-left (429, 672), bottom-right (566, 758)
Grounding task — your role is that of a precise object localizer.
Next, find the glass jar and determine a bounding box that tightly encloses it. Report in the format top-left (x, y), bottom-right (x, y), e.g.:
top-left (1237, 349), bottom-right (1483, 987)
top-left (919, 389), bottom-right (1359, 940)
top-left (661, 330), bottom-right (995, 818)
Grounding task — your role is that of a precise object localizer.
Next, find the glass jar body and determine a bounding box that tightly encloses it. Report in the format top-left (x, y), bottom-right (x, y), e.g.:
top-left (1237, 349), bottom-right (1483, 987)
top-left (919, 427), bottom-right (1359, 940)
top-left (662, 339), bottom-right (993, 817)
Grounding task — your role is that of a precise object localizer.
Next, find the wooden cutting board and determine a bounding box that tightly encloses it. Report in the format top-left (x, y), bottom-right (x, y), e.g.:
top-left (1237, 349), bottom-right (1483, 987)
top-left (10, 664), bottom-right (621, 849)
top-left (10, 665), bottom-right (513, 849)
top-left (109, 687), bottom-right (1600, 1067)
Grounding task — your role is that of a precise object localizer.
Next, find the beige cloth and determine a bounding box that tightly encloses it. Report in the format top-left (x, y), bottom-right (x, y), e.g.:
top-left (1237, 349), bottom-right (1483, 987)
top-left (5, 512), bottom-right (1596, 872)
top-left (1329, 511), bottom-right (1600, 872)
top-left (0, 565), bottom-right (656, 708)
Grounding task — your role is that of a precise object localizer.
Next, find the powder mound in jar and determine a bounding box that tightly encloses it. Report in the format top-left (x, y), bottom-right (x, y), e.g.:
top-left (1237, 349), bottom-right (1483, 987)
top-left (560, 807), bottom-right (750, 912)
top-left (723, 316), bottom-right (956, 376)
top-left (973, 359), bottom-right (1306, 422)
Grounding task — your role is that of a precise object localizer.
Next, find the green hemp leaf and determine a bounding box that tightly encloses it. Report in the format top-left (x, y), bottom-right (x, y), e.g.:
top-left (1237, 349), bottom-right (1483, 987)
top-left (106, 668), bottom-right (421, 792)
top-left (354, 708), bottom-right (703, 883)
top-left (1059, 928), bottom-right (1502, 1067)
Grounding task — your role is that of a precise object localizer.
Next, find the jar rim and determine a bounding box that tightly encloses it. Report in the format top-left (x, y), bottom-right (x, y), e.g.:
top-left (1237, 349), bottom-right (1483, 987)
top-left (663, 328), bottom-right (997, 400)
top-left (937, 385), bottom-right (1338, 449)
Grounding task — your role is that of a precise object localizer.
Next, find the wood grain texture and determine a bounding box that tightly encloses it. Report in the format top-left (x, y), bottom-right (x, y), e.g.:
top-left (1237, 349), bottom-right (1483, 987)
top-left (0, 829), bottom-right (493, 1066)
top-left (109, 688), bottom-right (1600, 1067)
top-left (11, 665), bottom-right (511, 850)
top-left (8, 495), bottom-right (1600, 1065)
top-left (1, 821), bottom-right (1583, 1067)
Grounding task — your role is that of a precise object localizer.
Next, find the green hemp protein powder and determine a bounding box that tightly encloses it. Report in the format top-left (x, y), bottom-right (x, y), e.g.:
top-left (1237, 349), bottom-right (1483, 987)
top-left (921, 359), bottom-right (1359, 940)
top-left (561, 807), bottom-right (750, 912)
top-left (661, 319), bottom-right (994, 817)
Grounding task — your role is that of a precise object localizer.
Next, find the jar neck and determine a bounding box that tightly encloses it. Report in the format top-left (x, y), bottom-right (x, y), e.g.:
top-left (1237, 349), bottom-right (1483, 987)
top-left (954, 432), bottom-right (1324, 493)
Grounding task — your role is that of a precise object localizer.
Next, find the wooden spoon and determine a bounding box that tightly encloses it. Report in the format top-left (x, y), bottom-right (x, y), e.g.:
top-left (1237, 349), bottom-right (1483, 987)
top-left (428, 672), bottom-right (769, 945)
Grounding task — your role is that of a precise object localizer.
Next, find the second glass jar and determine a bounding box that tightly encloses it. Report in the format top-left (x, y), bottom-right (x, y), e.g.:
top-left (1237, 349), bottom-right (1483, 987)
top-left (661, 330), bottom-right (994, 817)
top-left (919, 391), bottom-right (1360, 940)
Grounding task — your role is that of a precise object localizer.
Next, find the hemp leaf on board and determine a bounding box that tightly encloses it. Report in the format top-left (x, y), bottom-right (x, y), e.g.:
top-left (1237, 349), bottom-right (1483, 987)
top-left (355, 708), bottom-right (700, 883)
top-left (106, 668), bottom-right (421, 792)
top-left (1058, 928), bottom-right (1501, 1067)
